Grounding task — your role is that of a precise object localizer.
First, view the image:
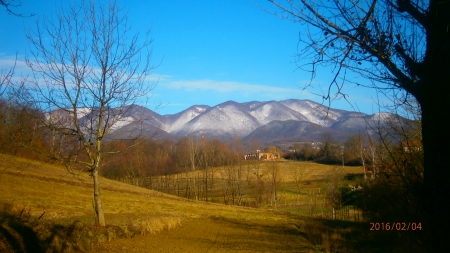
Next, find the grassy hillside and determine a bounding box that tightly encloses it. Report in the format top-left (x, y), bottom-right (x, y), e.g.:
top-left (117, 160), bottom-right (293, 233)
top-left (0, 154), bottom-right (399, 252)
top-left (0, 154), bottom-right (319, 252)
top-left (1, 155), bottom-right (319, 222)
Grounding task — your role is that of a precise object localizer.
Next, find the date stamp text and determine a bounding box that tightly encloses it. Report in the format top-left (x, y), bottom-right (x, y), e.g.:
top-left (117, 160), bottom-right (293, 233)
top-left (370, 222), bottom-right (422, 231)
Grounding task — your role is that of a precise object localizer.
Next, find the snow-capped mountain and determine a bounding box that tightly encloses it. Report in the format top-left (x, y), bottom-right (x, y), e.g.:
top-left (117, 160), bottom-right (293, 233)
top-left (164, 99), bottom-right (371, 139)
top-left (162, 105), bottom-right (210, 133)
top-left (248, 100), bottom-right (309, 125)
top-left (173, 101), bottom-right (260, 138)
top-left (243, 119), bottom-right (355, 144)
top-left (279, 99), bottom-right (348, 126)
top-left (53, 99), bottom-right (399, 143)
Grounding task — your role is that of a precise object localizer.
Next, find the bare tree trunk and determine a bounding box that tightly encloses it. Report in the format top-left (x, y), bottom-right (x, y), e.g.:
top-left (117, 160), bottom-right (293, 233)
top-left (92, 168), bottom-right (105, 226)
top-left (422, 58), bottom-right (450, 253)
top-left (178, 176), bottom-right (182, 196)
top-left (184, 168), bottom-right (190, 199)
top-left (268, 162), bottom-right (278, 209)
top-left (236, 163), bottom-right (243, 206)
top-left (366, 134), bottom-right (377, 179)
top-left (210, 167), bottom-right (214, 202)
top-left (420, 2), bottom-right (450, 250)
top-left (222, 176), bottom-right (229, 205)
top-left (293, 165), bottom-right (306, 212)
top-left (358, 133), bottom-right (367, 180)
top-left (193, 171), bottom-right (198, 201)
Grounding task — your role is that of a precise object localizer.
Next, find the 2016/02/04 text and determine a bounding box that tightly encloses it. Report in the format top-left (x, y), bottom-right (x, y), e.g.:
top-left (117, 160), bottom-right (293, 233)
top-left (370, 222), bottom-right (422, 231)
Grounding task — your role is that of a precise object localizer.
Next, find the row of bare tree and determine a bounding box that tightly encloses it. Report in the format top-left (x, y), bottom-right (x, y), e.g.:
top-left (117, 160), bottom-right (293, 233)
top-left (0, 98), bottom-right (47, 161)
top-left (102, 136), bottom-right (283, 207)
top-left (102, 136), bottom-right (241, 178)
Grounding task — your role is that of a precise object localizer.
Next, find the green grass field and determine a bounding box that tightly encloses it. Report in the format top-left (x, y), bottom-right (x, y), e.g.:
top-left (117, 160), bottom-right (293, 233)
top-left (0, 154), bottom-right (397, 252)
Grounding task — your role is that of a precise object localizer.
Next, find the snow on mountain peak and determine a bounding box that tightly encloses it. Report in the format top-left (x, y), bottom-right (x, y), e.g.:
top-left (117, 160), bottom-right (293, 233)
top-left (51, 99), bottom-right (393, 142)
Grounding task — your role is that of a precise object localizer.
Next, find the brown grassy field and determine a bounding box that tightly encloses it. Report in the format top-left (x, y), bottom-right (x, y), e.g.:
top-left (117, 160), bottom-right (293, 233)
top-left (136, 160), bottom-right (366, 216)
top-left (1, 154), bottom-right (396, 252)
top-left (0, 154), bottom-right (319, 252)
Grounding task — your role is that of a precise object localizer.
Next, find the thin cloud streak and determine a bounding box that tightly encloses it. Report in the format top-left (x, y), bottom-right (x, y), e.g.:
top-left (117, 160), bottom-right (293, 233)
top-left (167, 79), bottom-right (304, 95)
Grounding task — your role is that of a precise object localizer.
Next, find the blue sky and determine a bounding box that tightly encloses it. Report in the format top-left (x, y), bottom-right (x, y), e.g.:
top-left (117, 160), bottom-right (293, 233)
top-left (0, 0), bottom-right (383, 116)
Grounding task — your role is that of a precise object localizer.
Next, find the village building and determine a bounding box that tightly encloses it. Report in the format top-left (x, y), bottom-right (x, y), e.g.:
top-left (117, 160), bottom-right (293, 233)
top-left (401, 141), bottom-right (422, 152)
top-left (243, 151), bottom-right (278, 161)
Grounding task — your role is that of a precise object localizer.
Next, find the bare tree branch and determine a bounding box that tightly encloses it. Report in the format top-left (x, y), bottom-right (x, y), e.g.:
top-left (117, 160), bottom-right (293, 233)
top-left (266, 0), bottom-right (449, 251)
top-left (1, 0), bottom-right (34, 16)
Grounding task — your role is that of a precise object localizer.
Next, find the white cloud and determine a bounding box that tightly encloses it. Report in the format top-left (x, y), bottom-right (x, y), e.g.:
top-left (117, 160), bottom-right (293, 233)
top-left (145, 73), bottom-right (171, 82)
top-left (0, 58), bottom-right (29, 73)
top-left (0, 55), bottom-right (169, 88)
top-left (167, 79), bottom-right (304, 95)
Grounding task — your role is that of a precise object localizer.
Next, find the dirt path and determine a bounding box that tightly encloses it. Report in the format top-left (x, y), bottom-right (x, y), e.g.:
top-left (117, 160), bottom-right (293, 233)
top-left (94, 217), bottom-right (314, 253)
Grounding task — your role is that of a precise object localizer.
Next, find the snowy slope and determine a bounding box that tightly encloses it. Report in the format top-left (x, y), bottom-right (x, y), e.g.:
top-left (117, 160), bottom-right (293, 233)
top-left (331, 112), bottom-right (392, 132)
top-left (174, 101), bottom-right (260, 137)
top-left (279, 99), bottom-right (351, 126)
top-left (248, 100), bottom-right (309, 125)
top-left (162, 105), bottom-right (210, 133)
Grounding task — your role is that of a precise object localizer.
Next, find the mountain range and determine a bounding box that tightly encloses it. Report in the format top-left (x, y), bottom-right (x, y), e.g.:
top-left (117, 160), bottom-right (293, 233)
top-left (50, 99), bottom-right (396, 146)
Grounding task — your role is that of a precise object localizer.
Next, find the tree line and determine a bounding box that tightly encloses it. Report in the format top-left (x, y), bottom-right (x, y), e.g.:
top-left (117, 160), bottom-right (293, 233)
top-left (102, 136), bottom-right (242, 179)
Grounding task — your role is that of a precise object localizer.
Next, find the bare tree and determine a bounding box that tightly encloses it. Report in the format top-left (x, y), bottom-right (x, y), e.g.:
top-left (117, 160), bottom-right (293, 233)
top-left (266, 0), bottom-right (448, 250)
top-left (1, 0), bottom-right (33, 16)
top-left (187, 136), bottom-right (201, 200)
top-left (292, 163), bottom-right (309, 212)
top-left (0, 67), bottom-right (12, 97)
top-left (267, 161), bottom-right (280, 209)
top-left (25, 0), bottom-right (155, 226)
top-left (358, 133), bottom-right (368, 180)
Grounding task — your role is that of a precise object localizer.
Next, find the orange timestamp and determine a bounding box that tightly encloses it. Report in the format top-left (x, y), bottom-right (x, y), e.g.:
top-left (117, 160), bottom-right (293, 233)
top-left (370, 222), bottom-right (422, 231)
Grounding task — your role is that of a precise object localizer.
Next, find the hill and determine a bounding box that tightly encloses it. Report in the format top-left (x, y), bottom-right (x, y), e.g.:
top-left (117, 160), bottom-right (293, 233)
top-left (0, 154), bottom-right (317, 252)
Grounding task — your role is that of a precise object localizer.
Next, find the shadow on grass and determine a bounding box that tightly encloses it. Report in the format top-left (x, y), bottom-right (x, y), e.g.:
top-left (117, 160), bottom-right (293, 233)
top-left (208, 215), bottom-right (315, 252)
top-left (1, 202), bottom-right (186, 252)
top-left (0, 211), bottom-right (45, 253)
top-left (0, 203), bottom-right (129, 252)
top-left (300, 217), bottom-right (427, 253)
top-left (209, 215), bottom-right (306, 235)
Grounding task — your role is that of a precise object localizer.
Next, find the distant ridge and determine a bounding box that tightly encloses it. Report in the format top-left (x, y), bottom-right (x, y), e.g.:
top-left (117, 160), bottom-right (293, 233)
top-left (57, 99), bottom-right (397, 144)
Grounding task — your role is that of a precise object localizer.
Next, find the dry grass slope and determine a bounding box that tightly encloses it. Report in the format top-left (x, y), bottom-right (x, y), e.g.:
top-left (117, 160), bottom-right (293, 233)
top-left (1, 154), bottom-right (402, 253)
top-left (0, 154), bottom-right (321, 252)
